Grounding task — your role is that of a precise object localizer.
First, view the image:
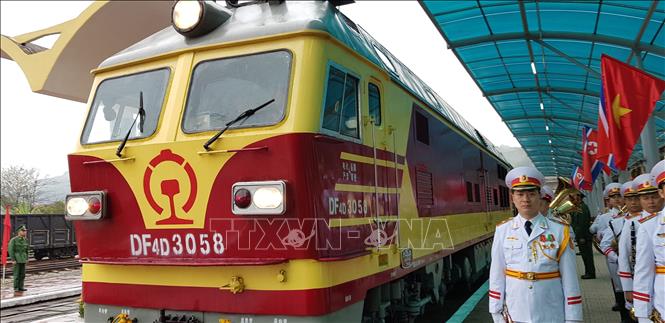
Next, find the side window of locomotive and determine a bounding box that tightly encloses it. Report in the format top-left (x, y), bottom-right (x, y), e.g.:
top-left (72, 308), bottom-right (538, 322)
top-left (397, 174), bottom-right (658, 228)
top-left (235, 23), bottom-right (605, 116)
top-left (81, 68), bottom-right (170, 144)
top-left (368, 83), bottom-right (381, 126)
top-left (414, 108), bottom-right (430, 145)
top-left (182, 50), bottom-right (291, 133)
top-left (322, 66), bottom-right (360, 139)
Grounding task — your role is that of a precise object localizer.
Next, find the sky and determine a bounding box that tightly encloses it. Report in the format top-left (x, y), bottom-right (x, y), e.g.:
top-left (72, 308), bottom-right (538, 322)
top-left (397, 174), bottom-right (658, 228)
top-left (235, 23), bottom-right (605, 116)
top-left (0, 1), bottom-right (519, 178)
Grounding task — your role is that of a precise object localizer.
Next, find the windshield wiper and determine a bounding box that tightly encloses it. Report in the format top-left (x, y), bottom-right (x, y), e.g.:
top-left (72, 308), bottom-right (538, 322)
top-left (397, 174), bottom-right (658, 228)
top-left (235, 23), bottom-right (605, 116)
top-left (203, 98), bottom-right (275, 151)
top-left (116, 91), bottom-right (146, 157)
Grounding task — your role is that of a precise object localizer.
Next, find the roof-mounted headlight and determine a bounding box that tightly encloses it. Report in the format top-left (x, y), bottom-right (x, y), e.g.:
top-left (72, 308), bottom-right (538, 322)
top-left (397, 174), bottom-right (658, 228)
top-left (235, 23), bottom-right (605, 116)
top-left (171, 0), bottom-right (232, 38)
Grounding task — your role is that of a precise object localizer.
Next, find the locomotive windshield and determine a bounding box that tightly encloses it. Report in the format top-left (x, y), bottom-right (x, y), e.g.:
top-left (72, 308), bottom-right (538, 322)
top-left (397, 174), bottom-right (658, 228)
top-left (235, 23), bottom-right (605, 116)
top-left (81, 68), bottom-right (170, 144)
top-left (182, 50), bottom-right (291, 133)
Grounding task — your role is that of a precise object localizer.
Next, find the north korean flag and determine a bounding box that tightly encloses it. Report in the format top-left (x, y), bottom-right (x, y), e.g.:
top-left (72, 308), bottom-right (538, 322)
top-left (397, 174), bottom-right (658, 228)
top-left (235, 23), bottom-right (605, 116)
top-left (571, 165), bottom-right (589, 191)
top-left (581, 126), bottom-right (605, 187)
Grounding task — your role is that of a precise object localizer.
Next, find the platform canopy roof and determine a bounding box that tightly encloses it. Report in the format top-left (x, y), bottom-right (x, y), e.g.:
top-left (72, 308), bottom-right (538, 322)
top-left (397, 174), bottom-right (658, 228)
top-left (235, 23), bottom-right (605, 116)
top-left (1, 1), bottom-right (172, 102)
top-left (421, 0), bottom-right (665, 177)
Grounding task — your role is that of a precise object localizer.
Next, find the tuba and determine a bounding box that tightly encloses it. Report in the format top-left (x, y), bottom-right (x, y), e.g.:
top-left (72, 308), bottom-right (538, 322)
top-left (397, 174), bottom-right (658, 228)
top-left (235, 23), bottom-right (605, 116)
top-left (549, 177), bottom-right (580, 225)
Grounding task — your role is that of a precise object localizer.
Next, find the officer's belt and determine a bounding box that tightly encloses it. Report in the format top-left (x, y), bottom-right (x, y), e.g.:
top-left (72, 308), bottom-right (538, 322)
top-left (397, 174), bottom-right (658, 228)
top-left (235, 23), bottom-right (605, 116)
top-left (505, 269), bottom-right (561, 281)
top-left (657, 266), bottom-right (665, 274)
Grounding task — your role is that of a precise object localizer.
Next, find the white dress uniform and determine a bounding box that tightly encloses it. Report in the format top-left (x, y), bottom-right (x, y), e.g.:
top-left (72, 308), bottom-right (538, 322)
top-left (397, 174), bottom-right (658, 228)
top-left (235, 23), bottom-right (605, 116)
top-left (591, 183), bottom-right (622, 241)
top-left (600, 213), bottom-right (625, 292)
top-left (618, 175), bottom-right (661, 298)
top-left (489, 167), bottom-right (582, 323)
top-left (618, 210), bottom-right (652, 295)
top-left (633, 211), bottom-right (664, 323)
top-left (633, 159), bottom-right (665, 323)
top-left (612, 181), bottom-right (641, 302)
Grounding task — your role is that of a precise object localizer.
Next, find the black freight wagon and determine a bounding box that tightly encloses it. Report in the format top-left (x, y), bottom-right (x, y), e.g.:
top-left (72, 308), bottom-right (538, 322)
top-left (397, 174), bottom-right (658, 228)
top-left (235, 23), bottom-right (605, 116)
top-left (1, 214), bottom-right (77, 260)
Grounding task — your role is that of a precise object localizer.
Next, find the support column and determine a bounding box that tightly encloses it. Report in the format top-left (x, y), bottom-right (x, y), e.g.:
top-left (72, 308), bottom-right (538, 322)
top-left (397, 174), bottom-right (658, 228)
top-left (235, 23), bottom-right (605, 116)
top-left (588, 178), bottom-right (604, 217)
top-left (603, 173), bottom-right (612, 185)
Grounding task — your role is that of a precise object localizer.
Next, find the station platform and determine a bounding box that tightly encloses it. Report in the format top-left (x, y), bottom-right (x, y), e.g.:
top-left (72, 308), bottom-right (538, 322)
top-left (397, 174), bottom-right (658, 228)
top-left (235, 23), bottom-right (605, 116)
top-left (453, 251), bottom-right (624, 322)
top-left (0, 267), bottom-right (81, 307)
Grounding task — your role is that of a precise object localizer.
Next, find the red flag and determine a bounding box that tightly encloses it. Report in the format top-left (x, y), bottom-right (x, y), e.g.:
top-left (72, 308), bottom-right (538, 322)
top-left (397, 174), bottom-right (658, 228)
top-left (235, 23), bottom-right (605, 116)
top-left (595, 86), bottom-right (615, 175)
top-left (600, 54), bottom-right (665, 170)
top-left (2, 205), bottom-right (11, 266)
top-left (571, 165), bottom-right (589, 190)
top-left (581, 126), bottom-right (604, 188)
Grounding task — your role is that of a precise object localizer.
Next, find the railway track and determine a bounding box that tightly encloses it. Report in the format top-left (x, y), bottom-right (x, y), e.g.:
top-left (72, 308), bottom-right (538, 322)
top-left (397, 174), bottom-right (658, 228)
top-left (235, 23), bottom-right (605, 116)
top-left (4, 258), bottom-right (81, 276)
top-left (0, 295), bottom-right (80, 323)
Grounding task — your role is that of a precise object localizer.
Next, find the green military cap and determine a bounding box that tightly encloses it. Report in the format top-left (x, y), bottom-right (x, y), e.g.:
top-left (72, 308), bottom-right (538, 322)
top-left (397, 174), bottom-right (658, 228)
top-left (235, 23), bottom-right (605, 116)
top-left (16, 225), bottom-right (27, 232)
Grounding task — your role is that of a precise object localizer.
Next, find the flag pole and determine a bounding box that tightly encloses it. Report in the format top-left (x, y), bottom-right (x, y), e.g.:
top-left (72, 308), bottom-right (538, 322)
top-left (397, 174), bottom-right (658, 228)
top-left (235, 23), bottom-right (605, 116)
top-left (2, 204), bottom-right (11, 288)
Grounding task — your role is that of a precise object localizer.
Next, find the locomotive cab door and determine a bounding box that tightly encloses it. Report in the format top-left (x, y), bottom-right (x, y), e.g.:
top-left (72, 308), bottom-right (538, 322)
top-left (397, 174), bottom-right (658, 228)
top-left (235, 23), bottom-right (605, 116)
top-left (362, 78), bottom-right (399, 251)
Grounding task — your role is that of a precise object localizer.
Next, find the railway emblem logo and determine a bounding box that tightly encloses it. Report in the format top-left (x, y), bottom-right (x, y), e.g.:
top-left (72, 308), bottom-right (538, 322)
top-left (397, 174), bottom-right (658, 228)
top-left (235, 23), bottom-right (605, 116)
top-left (519, 175), bottom-right (528, 183)
top-left (143, 149), bottom-right (198, 225)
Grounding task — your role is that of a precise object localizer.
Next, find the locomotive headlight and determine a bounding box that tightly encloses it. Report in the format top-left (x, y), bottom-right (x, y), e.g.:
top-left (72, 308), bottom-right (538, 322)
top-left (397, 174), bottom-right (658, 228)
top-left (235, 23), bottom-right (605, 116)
top-left (65, 191), bottom-right (107, 220)
top-left (171, 0), bottom-right (232, 38)
top-left (66, 197), bottom-right (88, 216)
top-left (232, 181), bottom-right (286, 215)
top-left (172, 1), bottom-right (202, 31)
top-left (253, 187), bottom-right (283, 209)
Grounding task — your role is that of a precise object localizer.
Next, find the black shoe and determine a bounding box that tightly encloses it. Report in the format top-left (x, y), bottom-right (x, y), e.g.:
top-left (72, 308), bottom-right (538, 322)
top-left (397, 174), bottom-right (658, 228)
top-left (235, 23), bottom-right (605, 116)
top-left (580, 274), bottom-right (596, 279)
top-left (19, 288), bottom-right (27, 291)
top-left (576, 252), bottom-right (581, 255)
top-left (612, 303), bottom-right (621, 311)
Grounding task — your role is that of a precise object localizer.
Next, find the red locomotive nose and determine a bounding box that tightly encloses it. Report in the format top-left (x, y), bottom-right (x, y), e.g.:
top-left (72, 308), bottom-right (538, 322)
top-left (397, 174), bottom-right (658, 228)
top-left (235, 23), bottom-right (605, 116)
top-left (234, 189), bottom-right (252, 208)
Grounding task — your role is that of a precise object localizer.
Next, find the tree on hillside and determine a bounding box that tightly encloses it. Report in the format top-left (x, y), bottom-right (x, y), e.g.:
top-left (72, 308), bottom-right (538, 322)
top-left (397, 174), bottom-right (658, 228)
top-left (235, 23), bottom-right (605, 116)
top-left (33, 201), bottom-right (65, 214)
top-left (1, 165), bottom-right (46, 213)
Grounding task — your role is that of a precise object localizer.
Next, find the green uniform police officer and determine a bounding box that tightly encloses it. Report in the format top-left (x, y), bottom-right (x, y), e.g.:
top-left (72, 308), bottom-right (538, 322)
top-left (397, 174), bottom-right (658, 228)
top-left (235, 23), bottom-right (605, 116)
top-left (8, 225), bottom-right (29, 292)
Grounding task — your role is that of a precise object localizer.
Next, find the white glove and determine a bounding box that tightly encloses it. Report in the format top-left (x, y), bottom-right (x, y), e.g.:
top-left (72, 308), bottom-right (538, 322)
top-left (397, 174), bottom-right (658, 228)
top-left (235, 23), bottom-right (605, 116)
top-left (638, 318), bottom-right (652, 323)
top-left (491, 313), bottom-right (504, 323)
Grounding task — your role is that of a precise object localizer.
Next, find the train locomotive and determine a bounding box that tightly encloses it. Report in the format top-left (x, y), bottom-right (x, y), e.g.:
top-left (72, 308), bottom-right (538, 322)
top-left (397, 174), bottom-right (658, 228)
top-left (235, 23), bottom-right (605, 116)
top-left (63, 1), bottom-right (512, 322)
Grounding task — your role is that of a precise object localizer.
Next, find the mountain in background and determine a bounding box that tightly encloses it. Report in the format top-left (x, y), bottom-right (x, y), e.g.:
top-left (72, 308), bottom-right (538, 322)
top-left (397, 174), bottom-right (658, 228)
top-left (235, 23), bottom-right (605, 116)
top-left (40, 172), bottom-right (70, 204)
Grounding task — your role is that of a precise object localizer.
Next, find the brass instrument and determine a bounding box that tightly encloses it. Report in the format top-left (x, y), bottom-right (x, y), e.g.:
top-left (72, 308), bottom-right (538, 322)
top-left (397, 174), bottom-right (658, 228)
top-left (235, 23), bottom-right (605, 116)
top-left (549, 177), bottom-right (581, 225)
top-left (502, 304), bottom-right (514, 323)
top-left (592, 236), bottom-right (603, 254)
top-left (610, 205), bottom-right (628, 253)
top-left (632, 308), bottom-right (664, 323)
top-left (652, 309), bottom-right (664, 323)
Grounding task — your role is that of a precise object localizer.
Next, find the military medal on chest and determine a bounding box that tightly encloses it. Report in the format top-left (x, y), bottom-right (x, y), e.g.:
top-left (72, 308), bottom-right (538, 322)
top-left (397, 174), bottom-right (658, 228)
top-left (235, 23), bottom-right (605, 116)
top-left (539, 233), bottom-right (558, 249)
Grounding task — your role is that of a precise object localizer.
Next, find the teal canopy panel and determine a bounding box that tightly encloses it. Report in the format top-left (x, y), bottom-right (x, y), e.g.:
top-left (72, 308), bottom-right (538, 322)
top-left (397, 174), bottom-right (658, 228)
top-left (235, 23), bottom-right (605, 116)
top-left (421, 0), bottom-right (665, 176)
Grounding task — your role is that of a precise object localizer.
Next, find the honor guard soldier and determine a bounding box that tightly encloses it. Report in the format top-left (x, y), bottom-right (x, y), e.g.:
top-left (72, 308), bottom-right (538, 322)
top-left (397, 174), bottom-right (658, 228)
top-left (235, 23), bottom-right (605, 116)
top-left (600, 182), bottom-right (635, 321)
top-left (489, 167), bottom-right (583, 322)
top-left (591, 183), bottom-right (623, 244)
top-left (633, 160), bottom-right (665, 323)
top-left (619, 174), bottom-right (662, 312)
top-left (617, 180), bottom-right (644, 314)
